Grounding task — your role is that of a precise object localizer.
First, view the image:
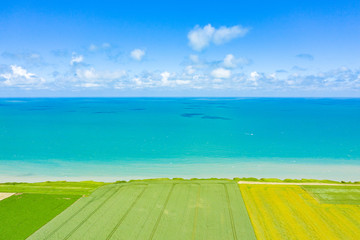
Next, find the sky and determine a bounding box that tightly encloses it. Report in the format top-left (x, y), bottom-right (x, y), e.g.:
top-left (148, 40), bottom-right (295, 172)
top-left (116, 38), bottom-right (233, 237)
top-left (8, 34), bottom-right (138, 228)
top-left (0, 0), bottom-right (359, 97)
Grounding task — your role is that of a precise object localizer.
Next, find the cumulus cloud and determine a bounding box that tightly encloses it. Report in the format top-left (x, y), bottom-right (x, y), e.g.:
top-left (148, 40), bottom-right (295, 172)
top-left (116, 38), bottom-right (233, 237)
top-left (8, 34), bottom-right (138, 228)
top-left (76, 68), bottom-right (97, 79)
top-left (160, 71), bottom-right (171, 86)
top-left (76, 68), bottom-right (127, 80)
top-left (185, 65), bottom-right (196, 75)
top-left (211, 68), bottom-right (231, 79)
top-left (222, 54), bottom-right (249, 69)
top-left (223, 54), bottom-right (237, 68)
top-left (58, 65), bottom-right (360, 91)
top-left (2, 60), bottom-right (360, 94)
top-left (159, 72), bottom-right (191, 87)
top-left (71, 68), bottom-right (128, 89)
top-left (78, 83), bottom-right (102, 88)
top-left (175, 80), bottom-right (190, 85)
top-left (0, 65), bottom-right (45, 88)
top-left (296, 53), bottom-right (314, 61)
top-left (187, 24), bottom-right (215, 51)
top-left (130, 49), bottom-right (145, 61)
top-left (212, 25), bottom-right (249, 44)
top-left (249, 71), bottom-right (260, 81)
top-left (188, 24), bottom-right (249, 51)
top-left (70, 54), bottom-right (84, 65)
top-left (130, 71), bottom-right (191, 88)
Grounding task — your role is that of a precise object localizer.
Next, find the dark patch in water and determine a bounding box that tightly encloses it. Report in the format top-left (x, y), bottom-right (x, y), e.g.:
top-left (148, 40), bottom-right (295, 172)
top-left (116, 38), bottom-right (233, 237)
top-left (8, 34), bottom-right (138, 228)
top-left (129, 108), bottom-right (146, 111)
top-left (181, 113), bottom-right (204, 118)
top-left (202, 115), bottom-right (231, 120)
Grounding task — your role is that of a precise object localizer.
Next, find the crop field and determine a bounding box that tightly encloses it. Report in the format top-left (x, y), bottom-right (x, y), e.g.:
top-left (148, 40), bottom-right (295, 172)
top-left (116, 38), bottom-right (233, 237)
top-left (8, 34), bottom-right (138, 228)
top-left (0, 181), bottom-right (106, 195)
top-left (0, 193), bottom-right (79, 240)
top-left (303, 185), bottom-right (360, 204)
top-left (29, 180), bottom-right (256, 240)
top-left (240, 184), bottom-right (360, 240)
top-left (0, 181), bottom-right (105, 240)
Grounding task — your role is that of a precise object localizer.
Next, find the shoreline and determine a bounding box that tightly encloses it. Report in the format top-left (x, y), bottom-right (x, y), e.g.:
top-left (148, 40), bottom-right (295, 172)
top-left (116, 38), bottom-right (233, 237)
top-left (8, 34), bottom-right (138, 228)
top-left (1, 160), bottom-right (360, 183)
top-left (1, 178), bottom-right (359, 185)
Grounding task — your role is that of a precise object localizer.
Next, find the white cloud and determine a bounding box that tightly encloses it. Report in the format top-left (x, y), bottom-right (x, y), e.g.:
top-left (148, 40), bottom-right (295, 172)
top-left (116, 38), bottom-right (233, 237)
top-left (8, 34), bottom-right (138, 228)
top-left (130, 49), bottom-right (145, 61)
top-left (76, 68), bottom-right (127, 80)
top-left (188, 24), bottom-right (215, 51)
top-left (188, 24), bottom-right (249, 51)
top-left (2, 61), bottom-right (360, 93)
top-left (223, 54), bottom-right (236, 68)
top-left (133, 77), bottom-right (143, 86)
top-left (213, 25), bottom-right (248, 45)
top-left (160, 71), bottom-right (170, 85)
top-left (0, 65), bottom-right (44, 88)
top-left (185, 65), bottom-right (196, 75)
top-left (211, 68), bottom-right (231, 78)
top-left (175, 80), bottom-right (190, 85)
top-left (73, 68), bottom-right (127, 88)
top-left (76, 68), bottom-right (97, 79)
top-left (269, 73), bottom-right (277, 79)
top-left (79, 83), bottom-right (102, 88)
top-left (223, 54), bottom-right (250, 68)
top-left (250, 71), bottom-right (260, 80)
top-left (70, 54), bottom-right (84, 65)
top-left (10, 65), bottom-right (36, 79)
top-left (248, 71), bottom-right (260, 86)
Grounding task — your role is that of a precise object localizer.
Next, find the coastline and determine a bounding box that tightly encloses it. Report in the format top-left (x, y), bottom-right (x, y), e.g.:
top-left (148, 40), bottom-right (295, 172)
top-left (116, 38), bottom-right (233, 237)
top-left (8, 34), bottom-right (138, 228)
top-left (1, 160), bottom-right (360, 183)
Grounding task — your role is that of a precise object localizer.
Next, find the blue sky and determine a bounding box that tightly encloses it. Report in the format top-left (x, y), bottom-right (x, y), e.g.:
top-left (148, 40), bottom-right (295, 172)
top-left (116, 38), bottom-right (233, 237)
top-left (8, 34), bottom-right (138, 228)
top-left (0, 0), bottom-right (359, 97)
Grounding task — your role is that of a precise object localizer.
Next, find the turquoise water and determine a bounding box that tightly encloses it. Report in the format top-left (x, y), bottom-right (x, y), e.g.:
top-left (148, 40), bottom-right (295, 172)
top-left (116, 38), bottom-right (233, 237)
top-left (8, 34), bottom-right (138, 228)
top-left (1, 98), bottom-right (360, 181)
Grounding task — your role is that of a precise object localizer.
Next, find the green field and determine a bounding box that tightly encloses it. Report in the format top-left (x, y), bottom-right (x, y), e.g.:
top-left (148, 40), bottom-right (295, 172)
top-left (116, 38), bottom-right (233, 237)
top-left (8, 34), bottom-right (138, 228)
top-left (0, 181), bottom-right (106, 240)
top-left (1, 179), bottom-right (360, 239)
top-left (0, 181), bottom-right (106, 195)
top-left (302, 185), bottom-right (360, 204)
top-left (240, 184), bottom-right (360, 240)
top-left (0, 193), bottom-right (78, 240)
top-left (28, 180), bottom-right (256, 240)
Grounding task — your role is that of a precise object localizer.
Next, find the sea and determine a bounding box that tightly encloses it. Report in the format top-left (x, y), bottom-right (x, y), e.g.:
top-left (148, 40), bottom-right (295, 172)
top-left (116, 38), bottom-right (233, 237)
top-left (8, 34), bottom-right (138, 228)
top-left (0, 98), bottom-right (360, 182)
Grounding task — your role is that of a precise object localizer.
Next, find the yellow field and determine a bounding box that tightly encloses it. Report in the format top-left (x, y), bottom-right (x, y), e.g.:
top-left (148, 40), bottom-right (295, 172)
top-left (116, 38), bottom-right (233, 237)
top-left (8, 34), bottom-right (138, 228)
top-left (239, 184), bottom-right (360, 240)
